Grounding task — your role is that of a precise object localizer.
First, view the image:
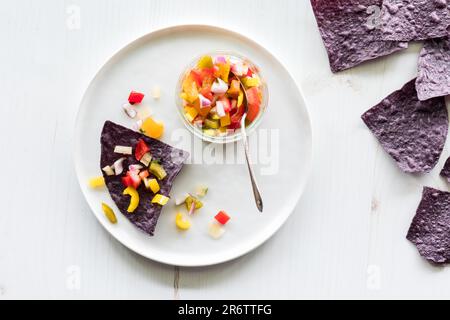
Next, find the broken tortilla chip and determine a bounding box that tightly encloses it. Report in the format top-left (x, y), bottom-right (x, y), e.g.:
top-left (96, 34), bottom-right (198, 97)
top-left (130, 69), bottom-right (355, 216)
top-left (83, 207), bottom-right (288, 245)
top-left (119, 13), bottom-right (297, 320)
top-left (416, 37), bottom-right (450, 101)
top-left (379, 0), bottom-right (450, 41)
top-left (361, 79), bottom-right (448, 173)
top-left (407, 187), bottom-right (450, 264)
top-left (310, 0), bottom-right (408, 73)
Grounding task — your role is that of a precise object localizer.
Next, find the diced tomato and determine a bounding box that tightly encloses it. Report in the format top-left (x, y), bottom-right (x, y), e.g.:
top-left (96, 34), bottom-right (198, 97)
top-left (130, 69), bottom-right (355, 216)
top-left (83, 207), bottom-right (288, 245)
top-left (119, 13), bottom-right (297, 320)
top-left (231, 104), bottom-right (244, 122)
top-left (246, 87), bottom-right (261, 106)
top-left (128, 91), bottom-right (145, 105)
top-left (139, 170), bottom-right (149, 179)
top-left (135, 139), bottom-right (150, 161)
top-left (200, 67), bottom-right (215, 79)
top-left (122, 175), bottom-right (133, 188)
top-left (122, 171), bottom-right (141, 189)
top-left (246, 103), bottom-right (260, 123)
top-left (246, 68), bottom-right (253, 77)
top-left (200, 87), bottom-right (213, 101)
top-left (190, 70), bottom-right (203, 87)
top-left (245, 87), bottom-right (261, 123)
top-left (228, 120), bottom-right (241, 130)
top-left (214, 211), bottom-right (230, 225)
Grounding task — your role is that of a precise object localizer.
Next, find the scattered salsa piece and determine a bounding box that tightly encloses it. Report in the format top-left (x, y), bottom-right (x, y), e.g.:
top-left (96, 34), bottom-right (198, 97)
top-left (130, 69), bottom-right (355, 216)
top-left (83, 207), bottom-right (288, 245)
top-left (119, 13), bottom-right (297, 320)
top-left (128, 91), bottom-right (145, 105)
top-left (214, 211), bottom-right (230, 225)
top-left (185, 195), bottom-right (203, 211)
top-left (175, 212), bottom-right (191, 230)
top-left (102, 202), bottom-right (117, 224)
top-left (151, 86), bottom-right (161, 100)
top-left (208, 221), bottom-right (225, 239)
top-left (140, 117), bottom-right (164, 139)
top-left (89, 176), bottom-right (105, 188)
top-left (195, 185), bottom-right (208, 197)
top-left (152, 194), bottom-right (170, 206)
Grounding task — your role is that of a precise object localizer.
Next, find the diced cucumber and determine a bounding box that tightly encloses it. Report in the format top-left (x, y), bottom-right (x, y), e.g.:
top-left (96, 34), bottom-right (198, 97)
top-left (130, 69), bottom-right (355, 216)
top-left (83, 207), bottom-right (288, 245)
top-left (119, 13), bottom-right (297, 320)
top-left (204, 119), bottom-right (219, 129)
top-left (149, 161), bottom-right (167, 180)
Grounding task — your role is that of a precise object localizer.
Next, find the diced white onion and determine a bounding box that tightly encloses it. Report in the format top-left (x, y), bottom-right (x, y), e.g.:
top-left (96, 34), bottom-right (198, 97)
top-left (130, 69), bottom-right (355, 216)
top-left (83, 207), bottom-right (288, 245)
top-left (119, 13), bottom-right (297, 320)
top-left (151, 86), bottom-right (161, 99)
top-left (215, 101), bottom-right (226, 117)
top-left (198, 94), bottom-right (211, 108)
top-left (214, 56), bottom-right (227, 64)
top-left (129, 164), bottom-right (143, 173)
top-left (143, 177), bottom-right (150, 189)
top-left (132, 120), bottom-right (143, 132)
top-left (211, 78), bottom-right (229, 94)
top-left (113, 158), bottom-right (126, 175)
top-left (208, 221), bottom-right (225, 239)
top-left (122, 103), bottom-right (137, 119)
top-left (102, 165), bottom-right (115, 176)
top-left (114, 146), bottom-right (132, 155)
top-left (140, 152), bottom-right (152, 167)
top-left (231, 62), bottom-right (248, 77)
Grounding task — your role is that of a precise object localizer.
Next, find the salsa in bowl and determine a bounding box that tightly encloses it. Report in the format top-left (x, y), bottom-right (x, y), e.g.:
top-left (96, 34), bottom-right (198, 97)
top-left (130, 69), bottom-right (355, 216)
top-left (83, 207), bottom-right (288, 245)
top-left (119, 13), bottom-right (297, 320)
top-left (176, 51), bottom-right (268, 143)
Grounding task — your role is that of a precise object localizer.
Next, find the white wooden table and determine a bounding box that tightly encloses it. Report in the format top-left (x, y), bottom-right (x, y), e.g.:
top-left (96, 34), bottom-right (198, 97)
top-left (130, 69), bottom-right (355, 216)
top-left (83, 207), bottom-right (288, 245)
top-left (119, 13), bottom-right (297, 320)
top-left (1, 0), bottom-right (450, 300)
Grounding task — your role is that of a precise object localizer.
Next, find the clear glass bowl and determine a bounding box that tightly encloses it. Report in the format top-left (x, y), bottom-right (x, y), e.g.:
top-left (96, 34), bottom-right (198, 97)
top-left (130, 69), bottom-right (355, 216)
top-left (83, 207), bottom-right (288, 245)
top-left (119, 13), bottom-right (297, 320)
top-left (175, 51), bottom-right (269, 144)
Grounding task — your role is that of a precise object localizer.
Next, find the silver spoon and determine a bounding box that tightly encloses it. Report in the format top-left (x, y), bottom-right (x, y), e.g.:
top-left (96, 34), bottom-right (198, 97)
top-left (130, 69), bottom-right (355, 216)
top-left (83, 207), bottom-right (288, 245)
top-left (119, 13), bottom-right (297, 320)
top-left (231, 73), bottom-right (264, 212)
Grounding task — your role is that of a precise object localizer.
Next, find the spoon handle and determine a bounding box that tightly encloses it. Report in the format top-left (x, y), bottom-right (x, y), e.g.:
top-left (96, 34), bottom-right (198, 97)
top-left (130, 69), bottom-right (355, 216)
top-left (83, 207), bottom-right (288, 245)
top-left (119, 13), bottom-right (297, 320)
top-left (240, 114), bottom-right (264, 212)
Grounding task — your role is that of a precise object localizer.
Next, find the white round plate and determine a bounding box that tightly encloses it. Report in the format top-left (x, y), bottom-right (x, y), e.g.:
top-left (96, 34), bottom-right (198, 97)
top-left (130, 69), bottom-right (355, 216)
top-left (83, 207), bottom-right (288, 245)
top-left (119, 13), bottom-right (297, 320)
top-left (74, 25), bottom-right (312, 267)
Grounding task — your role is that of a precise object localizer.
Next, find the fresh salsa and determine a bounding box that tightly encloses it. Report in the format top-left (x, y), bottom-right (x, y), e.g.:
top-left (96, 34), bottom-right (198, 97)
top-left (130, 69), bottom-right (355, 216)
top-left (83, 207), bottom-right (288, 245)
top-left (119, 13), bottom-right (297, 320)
top-left (180, 54), bottom-right (263, 137)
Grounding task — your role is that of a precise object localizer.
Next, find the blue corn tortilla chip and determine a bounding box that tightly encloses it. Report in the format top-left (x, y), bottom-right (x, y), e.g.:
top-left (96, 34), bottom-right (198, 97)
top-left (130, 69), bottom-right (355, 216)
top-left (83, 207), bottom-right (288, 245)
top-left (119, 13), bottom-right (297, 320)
top-left (440, 157), bottom-right (450, 182)
top-left (310, 0), bottom-right (408, 73)
top-left (416, 37), bottom-right (450, 101)
top-left (361, 79), bottom-right (448, 173)
top-left (100, 121), bottom-right (189, 236)
top-left (379, 0), bottom-right (450, 41)
top-left (407, 187), bottom-right (450, 264)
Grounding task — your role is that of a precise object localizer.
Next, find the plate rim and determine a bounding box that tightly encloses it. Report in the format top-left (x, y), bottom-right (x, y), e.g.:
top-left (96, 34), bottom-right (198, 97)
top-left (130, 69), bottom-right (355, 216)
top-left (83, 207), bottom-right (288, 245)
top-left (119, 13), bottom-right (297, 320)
top-left (73, 23), bottom-right (313, 267)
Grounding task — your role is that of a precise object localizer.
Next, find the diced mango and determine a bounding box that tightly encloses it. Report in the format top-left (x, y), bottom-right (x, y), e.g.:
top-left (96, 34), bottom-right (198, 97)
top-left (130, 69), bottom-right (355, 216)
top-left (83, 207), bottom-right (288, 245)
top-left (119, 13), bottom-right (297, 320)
top-left (141, 117), bottom-right (164, 139)
top-left (182, 77), bottom-right (199, 104)
top-left (242, 76), bottom-right (260, 88)
top-left (193, 98), bottom-right (211, 117)
top-left (237, 90), bottom-right (244, 107)
top-left (197, 55), bottom-right (214, 69)
top-left (89, 176), bottom-right (105, 188)
top-left (227, 80), bottom-right (241, 98)
top-left (180, 92), bottom-right (188, 101)
top-left (220, 113), bottom-right (231, 127)
top-left (215, 61), bottom-right (231, 83)
top-left (184, 106), bottom-right (198, 122)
